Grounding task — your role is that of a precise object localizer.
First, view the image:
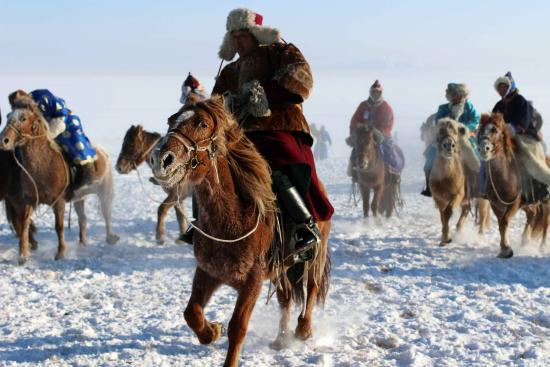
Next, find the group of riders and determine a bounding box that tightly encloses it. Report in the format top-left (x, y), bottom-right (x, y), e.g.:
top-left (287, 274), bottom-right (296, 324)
top-left (1, 7), bottom-right (548, 254)
top-left (418, 72), bottom-right (549, 204)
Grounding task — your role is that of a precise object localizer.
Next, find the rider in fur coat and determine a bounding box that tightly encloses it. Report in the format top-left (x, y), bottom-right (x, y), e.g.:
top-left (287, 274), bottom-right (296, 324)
top-left (183, 8), bottom-right (334, 256)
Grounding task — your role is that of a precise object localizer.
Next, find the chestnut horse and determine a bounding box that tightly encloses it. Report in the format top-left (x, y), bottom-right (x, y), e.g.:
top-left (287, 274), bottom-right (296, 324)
top-left (116, 124), bottom-right (188, 244)
top-left (0, 91), bottom-right (119, 265)
top-left (353, 124), bottom-right (397, 218)
top-left (151, 96), bottom-right (331, 367)
top-left (478, 113), bottom-right (549, 258)
top-left (430, 118), bottom-right (490, 246)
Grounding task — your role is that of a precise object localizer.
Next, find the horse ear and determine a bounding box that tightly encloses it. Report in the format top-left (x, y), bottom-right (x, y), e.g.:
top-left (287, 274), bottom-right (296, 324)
top-left (210, 94), bottom-right (225, 107)
top-left (136, 124), bottom-right (143, 132)
top-left (8, 90), bottom-right (30, 107)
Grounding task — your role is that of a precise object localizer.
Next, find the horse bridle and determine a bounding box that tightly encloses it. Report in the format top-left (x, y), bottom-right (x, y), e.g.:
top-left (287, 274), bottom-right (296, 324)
top-left (3, 110), bottom-right (44, 145)
top-left (120, 132), bottom-right (161, 167)
top-left (164, 111), bottom-right (219, 172)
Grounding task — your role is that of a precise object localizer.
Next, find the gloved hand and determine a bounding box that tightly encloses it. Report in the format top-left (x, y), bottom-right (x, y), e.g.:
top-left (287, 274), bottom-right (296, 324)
top-left (49, 117), bottom-right (66, 137)
top-left (242, 80), bottom-right (271, 118)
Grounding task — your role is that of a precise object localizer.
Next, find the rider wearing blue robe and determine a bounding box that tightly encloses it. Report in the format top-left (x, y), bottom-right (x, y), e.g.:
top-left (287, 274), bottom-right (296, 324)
top-left (29, 89), bottom-right (97, 188)
top-left (421, 83), bottom-right (480, 197)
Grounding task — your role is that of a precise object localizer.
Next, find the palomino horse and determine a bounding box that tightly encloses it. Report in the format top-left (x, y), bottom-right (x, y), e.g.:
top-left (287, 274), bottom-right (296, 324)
top-left (0, 90), bottom-right (119, 265)
top-left (116, 124), bottom-right (188, 244)
top-left (430, 118), bottom-right (490, 246)
top-left (151, 96), bottom-right (331, 367)
top-left (353, 123), bottom-right (397, 218)
top-left (478, 113), bottom-right (549, 258)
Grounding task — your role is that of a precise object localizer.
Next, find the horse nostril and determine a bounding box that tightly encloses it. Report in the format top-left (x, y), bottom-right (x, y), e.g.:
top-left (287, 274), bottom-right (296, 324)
top-left (162, 153), bottom-right (174, 170)
top-left (3, 138), bottom-right (9, 145)
top-left (485, 146), bottom-right (490, 152)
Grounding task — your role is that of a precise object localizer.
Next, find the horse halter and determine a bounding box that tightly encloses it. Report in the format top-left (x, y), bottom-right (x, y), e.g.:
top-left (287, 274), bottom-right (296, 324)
top-left (3, 110), bottom-right (43, 145)
top-left (164, 115), bottom-right (218, 172)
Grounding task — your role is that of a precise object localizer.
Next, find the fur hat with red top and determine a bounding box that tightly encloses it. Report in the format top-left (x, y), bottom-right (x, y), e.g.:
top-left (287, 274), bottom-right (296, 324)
top-left (369, 80), bottom-right (383, 96)
top-left (218, 8), bottom-right (280, 61)
top-left (180, 73), bottom-right (208, 105)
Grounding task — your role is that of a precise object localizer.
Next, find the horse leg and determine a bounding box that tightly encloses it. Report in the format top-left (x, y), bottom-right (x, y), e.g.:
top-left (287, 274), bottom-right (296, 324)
top-left (156, 192), bottom-right (175, 245)
top-left (521, 210), bottom-right (533, 246)
top-left (29, 222), bottom-right (38, 251)
top-left (478, 199), bottom-right (490, 234)
top-left (371, 185), bottom-right (383, 220)
top-left (295, 275), bottom-right (319, 341)
top-left (497, 208), bottom-right (516, 258)
top-left (98, 182), bottom-right (119, 245)
top-left (270, 287), bottom-right (292, 350)
top-left (360, 186), bottom-right (370, 218)
top-left (17, 204), bottom-right (33, 265)
top-left (224, 270), bottom-right (263, 367)
top-left (53, 200), bottom-right (67, 261)
top-left (184, 267), bottom-right (224, 345)
top-left (456, 203), bottom-right (469, 232)
top-left (174, 201), bottom-right (188, 241)
top-left (74, 200), bottom-right (87, 245)
top-left (439, 204), bottom-right (453, 246)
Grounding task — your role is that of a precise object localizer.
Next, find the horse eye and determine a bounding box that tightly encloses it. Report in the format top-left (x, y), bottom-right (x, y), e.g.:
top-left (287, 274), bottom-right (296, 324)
top-left (198, 120), bottom-right (208, 128)
top-left (491, 127), bottom-right (497, 133)
top-left (19, 116), bottom-right (26, 122)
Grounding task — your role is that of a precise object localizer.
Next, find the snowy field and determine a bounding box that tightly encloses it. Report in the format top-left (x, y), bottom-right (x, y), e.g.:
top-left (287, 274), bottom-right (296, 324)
top-left (1, 144), bottom-right (550, 367)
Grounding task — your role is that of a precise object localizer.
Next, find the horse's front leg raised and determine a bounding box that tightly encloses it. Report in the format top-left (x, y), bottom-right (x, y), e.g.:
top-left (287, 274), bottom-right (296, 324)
top-left (17, 204), bottom-right (34, 265)
top-left (156, 191), bottom-right (176, 245)
top-left (184, 267), bottom-right (224, 345)
top-left (53, 200), bottom-right (67, 261)
top-left (225, 269), bottom-right (263, 367)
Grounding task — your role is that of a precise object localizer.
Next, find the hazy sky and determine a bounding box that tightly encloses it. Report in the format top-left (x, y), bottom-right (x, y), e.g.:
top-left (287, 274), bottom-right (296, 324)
top-left (1, 1), bottom-right (550, 151)
top-left (2, 1), bottom-right (549, 76)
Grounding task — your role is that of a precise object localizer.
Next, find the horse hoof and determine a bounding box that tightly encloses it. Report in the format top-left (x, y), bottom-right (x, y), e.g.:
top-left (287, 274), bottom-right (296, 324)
top-left (156, 238), bottom-right (165, 246)
top-left (79, 241), bottom-right (87, 246)
top-left (295, 326), bottom-right (312, 341)
top-left (439, 239), bottom-right (452, 247)
top-left (30, 242), bottom-right (38, 251)
top-left (270, 335), bottom-right (291, 350)
top-left (498, 248), bottom-right (514, 259)
top-left (55, 252), bottom-right (65, 261)
top-left (106, 234), bottom-right (120, 245)
top-left (18, 256), bottom-right (29, 266)
top-left (199, 321), bottom-right (224, 344)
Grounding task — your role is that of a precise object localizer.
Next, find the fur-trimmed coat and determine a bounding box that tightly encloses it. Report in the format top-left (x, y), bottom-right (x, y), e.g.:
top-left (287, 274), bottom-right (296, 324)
top-left (212, 43), bottom-right (313, 134)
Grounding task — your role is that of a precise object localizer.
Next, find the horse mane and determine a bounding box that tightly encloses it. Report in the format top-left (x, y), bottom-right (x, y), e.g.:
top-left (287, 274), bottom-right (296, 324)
top-left (479, 112), bottom-right (516, 160)
top-left (8, 91), bottom-right (60, 152)
top-left (197, 97), bottom-right (276, 220)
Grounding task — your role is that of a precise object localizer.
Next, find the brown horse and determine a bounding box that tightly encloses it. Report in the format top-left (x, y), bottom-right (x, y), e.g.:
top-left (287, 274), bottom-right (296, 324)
top-left (151, 96), bottom-right (331, 367)
top-left (0, 90), bottom-right (119, 265)
top-left (116, 124), bottom-right (188, 244)
top-left (353, 124), bottom-right (396, 218)
top-left (430, 118), bottom-right (490, 246)
top-left (478, 113), bottom-right (549, 258)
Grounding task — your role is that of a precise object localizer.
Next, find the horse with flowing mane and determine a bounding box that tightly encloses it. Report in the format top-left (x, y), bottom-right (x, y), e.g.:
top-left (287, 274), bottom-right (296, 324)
top-left (352, 123), bottom-right (399, 218)
top-left (151, 96), bottom-right (331, 367)
top-left (478, 113), bottom-right (550, 258)
top-left (430, 117), bottom-right (490, 246)
top-left (116, 124), bottom-right (189, 244)
top-left (0, 90), bottom-right (119, 265)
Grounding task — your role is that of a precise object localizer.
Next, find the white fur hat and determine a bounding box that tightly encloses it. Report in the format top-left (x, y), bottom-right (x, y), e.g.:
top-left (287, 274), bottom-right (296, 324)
top-left (218, 8), bottom-right (280, 61)
top-left (494, 76), bottom-right (511, 91)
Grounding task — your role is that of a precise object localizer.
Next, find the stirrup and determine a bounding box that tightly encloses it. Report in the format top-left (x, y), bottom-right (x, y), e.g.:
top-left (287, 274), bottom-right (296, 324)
top-left (178, 222), bottom-right (196, 244)
top-left (292, 219), bottom-right (321, 262)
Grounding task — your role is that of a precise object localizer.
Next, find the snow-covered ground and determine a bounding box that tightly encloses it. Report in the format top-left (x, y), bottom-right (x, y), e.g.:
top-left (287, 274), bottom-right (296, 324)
top-left (1, 143), bottom-right (550, 366)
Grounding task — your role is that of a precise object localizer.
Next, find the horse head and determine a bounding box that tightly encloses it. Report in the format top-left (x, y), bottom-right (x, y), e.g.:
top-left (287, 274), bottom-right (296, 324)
top-left (0, 90), bottom-right (49, 151)
top-left (116, 124), bottom-right (160, 174)
top-left (152, 95), bottom-right (228, 189)
top-left (477, 113), bottom-right (514, 161)
top-left (354, 123), bottom-right (383, 171)
top-left (435, 117), bottom-right (464, 159)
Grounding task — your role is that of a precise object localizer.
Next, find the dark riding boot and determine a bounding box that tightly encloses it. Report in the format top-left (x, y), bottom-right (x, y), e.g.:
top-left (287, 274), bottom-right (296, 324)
top-left (272, 168), bottom-right (321, 262)
top-left (420, 171), bottom-right (432, 197)
top-left (73, 162), bottom-right (95, 191)
top-left (178, 193), bottom-right (198, 244)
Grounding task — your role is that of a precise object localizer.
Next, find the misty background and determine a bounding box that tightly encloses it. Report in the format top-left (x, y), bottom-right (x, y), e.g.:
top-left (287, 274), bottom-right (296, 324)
top-left (1, 0), bottom-right (549, 164)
